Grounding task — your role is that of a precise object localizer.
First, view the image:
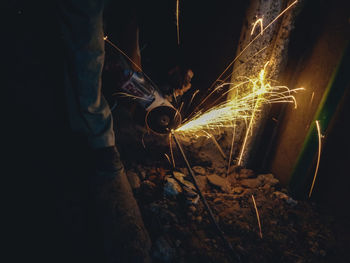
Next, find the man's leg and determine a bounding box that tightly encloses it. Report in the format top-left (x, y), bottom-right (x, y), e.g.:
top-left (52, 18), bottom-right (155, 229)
top-left (58, 0), bottom-right (151, 261)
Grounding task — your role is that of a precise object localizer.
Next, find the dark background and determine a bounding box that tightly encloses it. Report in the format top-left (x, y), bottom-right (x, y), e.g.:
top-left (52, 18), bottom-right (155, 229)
top-left (8, 0), bottom-right (247, 262)
top-left (9, 0), bottom-right (350, 262)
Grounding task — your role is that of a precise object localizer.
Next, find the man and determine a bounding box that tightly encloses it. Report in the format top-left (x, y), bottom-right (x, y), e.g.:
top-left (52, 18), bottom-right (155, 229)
top-left (58, 0), bottom-right (152, 262)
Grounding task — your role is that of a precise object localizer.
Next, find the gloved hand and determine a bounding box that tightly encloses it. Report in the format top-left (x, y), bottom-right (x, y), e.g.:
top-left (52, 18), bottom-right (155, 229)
top-left (166, 66), bottom-right (194, 99)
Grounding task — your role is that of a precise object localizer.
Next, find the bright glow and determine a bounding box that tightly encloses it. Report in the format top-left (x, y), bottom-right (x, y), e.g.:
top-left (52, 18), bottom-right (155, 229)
top-left (175, 63), bottom-right (303, 140)
top-left (308, 120), bottom-right (322, 198)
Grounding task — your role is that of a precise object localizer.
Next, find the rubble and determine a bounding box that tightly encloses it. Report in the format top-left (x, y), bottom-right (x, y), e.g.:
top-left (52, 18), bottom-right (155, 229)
top-left (192, 166), bottom-right (206, 176)
top-left (239, 178), bottom-right (261, 188)
top-left (164, 177), bottom-right (182, 197)
top-left (207, 174), bottom-right (231, 193)
top-left (258, 173), bottom-right (279, 186)
top-left (238, 168), bottom-right (255, 179)
top-left (130, 162), bottom-right (339, 263)
top-left (194, 175), bottom-right (209, 192)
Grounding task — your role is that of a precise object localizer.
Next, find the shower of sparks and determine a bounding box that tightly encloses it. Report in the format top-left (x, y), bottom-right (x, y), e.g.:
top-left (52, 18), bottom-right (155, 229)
top-left (251, 195), bottom-right (263, 239)
top-left (190, 46), bottom-right (268, 119)
top-left (176, 0), bottom-right (180, 45)
top-left (308, 120), bottom-right (322, 198)
top-left (251, 18), bottom-right (264, 36)
top-left (175, 63), bottom-right (303, 141)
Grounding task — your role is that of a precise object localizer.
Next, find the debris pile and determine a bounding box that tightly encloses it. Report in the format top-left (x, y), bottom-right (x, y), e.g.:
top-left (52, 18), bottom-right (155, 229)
top-left (124, 161), bottom-right (337, 263)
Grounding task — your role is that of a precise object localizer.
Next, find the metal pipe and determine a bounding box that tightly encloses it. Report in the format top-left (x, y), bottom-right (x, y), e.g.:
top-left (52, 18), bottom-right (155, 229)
top-left (171, 130), bottom-right (240, 261)
top-left (210, 134), bottom-right (227, 160)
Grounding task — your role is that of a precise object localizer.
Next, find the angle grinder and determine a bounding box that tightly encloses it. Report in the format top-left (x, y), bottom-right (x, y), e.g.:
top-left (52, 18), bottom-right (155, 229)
top-left (118, 71), bottom-right (181, 134)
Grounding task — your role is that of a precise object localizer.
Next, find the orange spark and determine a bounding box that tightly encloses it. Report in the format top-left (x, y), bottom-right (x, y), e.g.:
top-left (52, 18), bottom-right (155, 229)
top-left (308, 120), bottom-right (322, 198)
top-left (251, 18), bottom-right (264, 36)
top-left (251, 195), bottom-right (263, 239)
top-left (176, 0), bottom-right (180, 45)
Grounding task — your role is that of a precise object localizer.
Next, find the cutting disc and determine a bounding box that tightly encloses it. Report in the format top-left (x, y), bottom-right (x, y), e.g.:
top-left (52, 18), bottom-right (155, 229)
top-left (145, 105), bottom-right (182, 134)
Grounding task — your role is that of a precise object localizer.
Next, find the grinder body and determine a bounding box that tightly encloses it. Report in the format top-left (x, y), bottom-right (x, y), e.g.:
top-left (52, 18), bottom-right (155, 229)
top-left (119, 71), bottom-right (181, 134)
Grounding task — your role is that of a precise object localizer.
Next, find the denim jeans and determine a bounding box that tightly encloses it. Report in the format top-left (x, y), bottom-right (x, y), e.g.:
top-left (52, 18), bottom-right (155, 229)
top-left (59, 0), bottom-right (114, 148)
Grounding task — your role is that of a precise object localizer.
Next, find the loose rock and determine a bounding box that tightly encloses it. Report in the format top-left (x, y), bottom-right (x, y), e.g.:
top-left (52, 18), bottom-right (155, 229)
top-left (192, 166), bottom-right (206, 176)
top-left (240, 178), bottom-right (261, 188)
top-left (164, 178), bottom-right (182, 197)
top-left (258, 173), bottom-right (279, 186)
top-left (207, 174), bottom-right (231, 193)
top-left (238, 168), bottom-right (255, 179)
top-left (195, 175), bottom-right (209, 192)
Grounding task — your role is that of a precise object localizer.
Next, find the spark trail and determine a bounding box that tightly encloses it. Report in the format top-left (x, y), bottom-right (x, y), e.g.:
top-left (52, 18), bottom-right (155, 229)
top-left (176, 0), bottom-right (180, 45)
top-left (175, 64), bottom-right (303, 139)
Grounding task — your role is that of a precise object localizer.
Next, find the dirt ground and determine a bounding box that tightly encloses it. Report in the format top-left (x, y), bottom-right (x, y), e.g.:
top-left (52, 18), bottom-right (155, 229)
top-left (122, 147), bottom-right (349, 263)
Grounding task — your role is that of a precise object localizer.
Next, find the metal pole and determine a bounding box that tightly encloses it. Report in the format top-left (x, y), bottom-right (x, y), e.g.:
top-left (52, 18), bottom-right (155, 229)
top-left (171, 130), bottom-right (240, 261)
top-left (210, 134), bottom-right (227, 160)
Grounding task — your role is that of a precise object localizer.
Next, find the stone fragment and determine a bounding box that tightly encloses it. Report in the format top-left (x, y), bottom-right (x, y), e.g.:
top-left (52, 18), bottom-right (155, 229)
top-left (172, 171), bottom-right (196, 191)
top-left (273, 191), bottom-right (289, 200)
top-left (258, 173), bottom-right (279, 186)
top-left (181, 179), bottom-right (196, 192)
top-left (227, 173), bottom-right (238, 184)
top-left (232, 187), bottom-right (244, 194)
top-left (179, 167), bottom-right (189, 176)
top-left (207, 174), bottom-right (231, 193)
top-left (262, 184), bottom-right (271, 190)
top-left (238, 168), bottom-right (255, 179)
top-left (273, 191), bottom-right (298, 206)
top-left (227, 164), bottom-right (240, 174)
top-left (192, 166), bottom-right (206, 176)
top-left (240, 178), bottom-right (261, 188)
top-left (173, 171), bottom-right (186, 181)
top-left (186, 193), bottom-right (200, 205)
top-left (214, 166), bottom-right (226, 175)
top-left (126, 171), bottom-right (141, 189)
top-left (164, 178), bottom-right (182, 197)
